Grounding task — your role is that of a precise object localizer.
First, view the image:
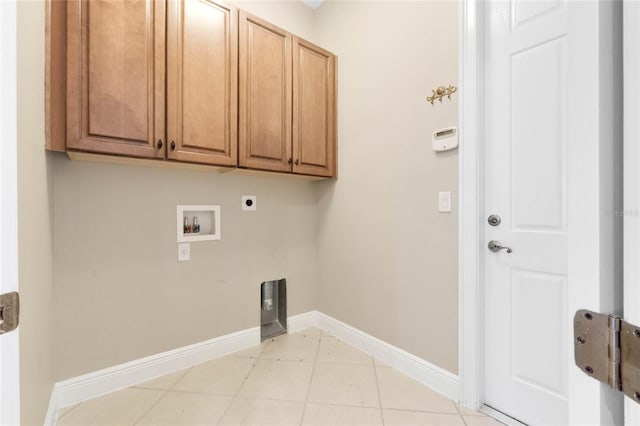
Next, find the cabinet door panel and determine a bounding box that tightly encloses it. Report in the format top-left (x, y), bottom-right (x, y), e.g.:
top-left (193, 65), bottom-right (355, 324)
top-left (167, 0), bottom-right (237, 166)
top-left (239, 12), bottom-right (291, 172)
top-left (67, 0), bottom-right (165, 158)
top-left (292, 37), bottom-right (336, 177)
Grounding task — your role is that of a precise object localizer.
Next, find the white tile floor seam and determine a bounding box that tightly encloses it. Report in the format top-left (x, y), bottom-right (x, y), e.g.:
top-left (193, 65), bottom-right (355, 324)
top-left (299, 329), bottom-right (325, 425)
top-left (56, 404), bottom-right (78, 421)
top-left (215, 344), bottom-right (266, 426)
top-left (133, 390), bottom-right (170, 425)
top-left (213, 366), bottom-right (250, 425)
top-left (132, 367), bottom-right (193, 425)
top-left (372, 358), bottom-right (387, 426)
top-left (453, 403), bottom-right (468, 426)
top-left (57, 328), bottom-right (504, 426)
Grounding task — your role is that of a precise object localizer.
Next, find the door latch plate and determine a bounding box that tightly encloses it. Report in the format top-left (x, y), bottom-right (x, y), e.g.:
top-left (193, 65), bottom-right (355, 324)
top-left (0, 291), bottom-right (20, 335)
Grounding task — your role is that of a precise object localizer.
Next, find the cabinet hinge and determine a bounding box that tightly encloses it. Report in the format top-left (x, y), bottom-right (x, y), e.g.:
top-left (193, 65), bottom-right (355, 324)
top-left (0, 291), bottom-right (19, 335)
top-left (574, 309), bottom-right (640, 404)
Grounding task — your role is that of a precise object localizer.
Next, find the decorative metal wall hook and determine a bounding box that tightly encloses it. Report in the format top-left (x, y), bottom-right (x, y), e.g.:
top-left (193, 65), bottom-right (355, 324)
top-left (427, 85), bottom-right (457, 105)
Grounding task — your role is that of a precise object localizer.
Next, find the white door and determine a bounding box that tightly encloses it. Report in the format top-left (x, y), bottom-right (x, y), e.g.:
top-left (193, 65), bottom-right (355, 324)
top-left (624, 1), bottom-right (640, 424)
top-left (484, 2), bottom-right (569, 424)
top-left (483, 1), bottom-right (622, 425)
top-left (0, 0), bottom-right (20, 424)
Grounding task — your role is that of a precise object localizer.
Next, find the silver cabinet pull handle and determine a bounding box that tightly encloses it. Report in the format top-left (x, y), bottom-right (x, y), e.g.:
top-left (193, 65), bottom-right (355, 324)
top-left (488, 240), bottom-right (512, 253)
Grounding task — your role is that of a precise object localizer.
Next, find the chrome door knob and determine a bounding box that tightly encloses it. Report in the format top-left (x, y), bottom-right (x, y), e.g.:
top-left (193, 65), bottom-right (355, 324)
top-left (488, 240), bottom-right (512, 253)
top-left (488, 214), bottom-right (501, 226)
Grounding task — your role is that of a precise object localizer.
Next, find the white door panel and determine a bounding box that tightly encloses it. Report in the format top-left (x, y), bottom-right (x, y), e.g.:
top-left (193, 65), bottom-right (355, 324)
top-left (0, 1), bottom-right (20, 424)
top-left (511, 1), bottom-right (562, 30)
top-left (468, 0), bottom-right (621, 424)
top-left (484, 1), bottom-right (569, 424)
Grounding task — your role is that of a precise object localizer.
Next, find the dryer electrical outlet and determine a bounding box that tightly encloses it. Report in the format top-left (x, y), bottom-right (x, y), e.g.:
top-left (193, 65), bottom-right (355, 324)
top-left (242, 195), bottom-right (257, 211)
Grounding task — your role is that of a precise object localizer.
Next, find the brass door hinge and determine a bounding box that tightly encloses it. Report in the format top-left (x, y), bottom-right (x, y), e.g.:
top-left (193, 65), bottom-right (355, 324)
top-left (0, 291), bottom-right (19, 335)
top-left (574, 309), bottom-right (640, 404)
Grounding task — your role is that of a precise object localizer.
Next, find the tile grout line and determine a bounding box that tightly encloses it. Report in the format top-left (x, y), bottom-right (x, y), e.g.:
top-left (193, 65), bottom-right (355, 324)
top-left (61, 328), bottom-right (472, 425)
top-left (56, 403), bottom-right (79, 422)
top-left (454, 400), bottom-right (470, 426)
top-left (258, 358), bottom-right (377, 367)
top-left (146, 388), bottom-right (240, 397)
top-left (372, 362), bottom-right (386, 426)
top-left (192, 393), bottom-right (393, 411)
top-left (298, 331), bottom-right (324, 425)
top-left (377, 406), bottom-right (468, 416)
top-left (131, 366), bottom-right (193, 425)
top-left (130, 367), bottom-right (191, 392)
top-left (132, 390), bottom-right (169, 425)
top-left (215, 340), bottom-right (269, 426)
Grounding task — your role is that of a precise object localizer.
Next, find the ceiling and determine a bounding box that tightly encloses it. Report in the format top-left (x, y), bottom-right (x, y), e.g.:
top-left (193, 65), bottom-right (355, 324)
top-left (302, 0), bottom-right (325, 9)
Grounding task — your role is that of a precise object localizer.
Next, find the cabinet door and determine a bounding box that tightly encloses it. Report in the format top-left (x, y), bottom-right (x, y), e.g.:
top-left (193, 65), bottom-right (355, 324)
top-left (238, 12), bottom-right (292, 172)
top-left (66, 0), bottom-right (166, 158)
top-left (292, 37), bottom-right (336, 177)
top-left (167, 0), bottom-right (237, 166)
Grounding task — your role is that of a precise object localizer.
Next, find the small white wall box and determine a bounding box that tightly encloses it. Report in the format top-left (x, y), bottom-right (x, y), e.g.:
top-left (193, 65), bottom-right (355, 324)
top-left (432, 127), bottom-right (458, 152)
top-left (177, 205), bottom-right (221, 243)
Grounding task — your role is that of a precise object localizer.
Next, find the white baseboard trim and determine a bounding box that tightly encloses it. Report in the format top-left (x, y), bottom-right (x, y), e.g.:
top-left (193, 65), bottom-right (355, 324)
top-left (43, 387), bottom-right (59, 426)
top-left (53, 325), bottom-right (260, 411)
top-left (287, 310), bottom-right (317, 333)
top-left (315, 311), bottom-right (460, 401)
top-left (46, 311), bottom-right (459, 423)
top-left (47, 311), bottom-right (316, 421)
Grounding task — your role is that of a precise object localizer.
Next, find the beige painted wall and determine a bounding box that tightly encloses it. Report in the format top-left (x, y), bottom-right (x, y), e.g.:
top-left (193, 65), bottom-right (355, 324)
top-left (17, 1), bottom-right (56, 424)
top-left (233, 0), bottom-right (315, 41)
top-left (52, 0), bottom-right (459, 384)
top-left (53, 164), bottom-right (318, 379)
top-left (314, 1), bottom-right (459, 374)
top-left (53, 1), bottom-right (317, 380)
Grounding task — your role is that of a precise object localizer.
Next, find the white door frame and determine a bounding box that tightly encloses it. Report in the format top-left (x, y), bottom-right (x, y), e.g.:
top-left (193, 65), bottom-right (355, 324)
top-left (623, 1), bottom-right (640, 424)
top-left (457, 0), bottom-right (482, 412)
top-left (458, 1), bottom-right (622, 424)
top-left (0, 0), bottom-right (20, 424)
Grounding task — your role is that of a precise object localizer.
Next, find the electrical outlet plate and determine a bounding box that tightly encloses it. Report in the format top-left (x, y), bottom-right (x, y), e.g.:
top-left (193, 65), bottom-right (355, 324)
top-left (178, 243), bottom-right (190, 262)
top-left (242, 195), bottom-right (257, 211)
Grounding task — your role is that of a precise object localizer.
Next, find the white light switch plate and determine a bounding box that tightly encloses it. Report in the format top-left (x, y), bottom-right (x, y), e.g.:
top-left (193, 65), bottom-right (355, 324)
top-left (438, 191), bottom-right (452, 213)
top-left (242, 195), bottom-right (257, 211)
top-left (178, 243), bottom-right (190, 262)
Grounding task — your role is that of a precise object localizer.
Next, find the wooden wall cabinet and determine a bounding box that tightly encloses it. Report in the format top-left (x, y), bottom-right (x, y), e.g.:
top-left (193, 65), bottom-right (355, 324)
top-left (66, 0), bottom-right (237, 167)
top-left (292, 37), bottom-right (336, 178)
top-left (238, 12), bottom-right (292, 173)
top-left (54, 1), bottom-right (335, 177)
top-left (239, 13), bottom-right (336, 178)
top-left (167, 0), bottom-right (237, 166)
top-left (66, 0), bottom-right (166, 159)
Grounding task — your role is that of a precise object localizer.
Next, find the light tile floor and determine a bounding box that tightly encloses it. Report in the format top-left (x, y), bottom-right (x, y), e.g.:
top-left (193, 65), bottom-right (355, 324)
top-left (57, 327), bottom-right (503, 426)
